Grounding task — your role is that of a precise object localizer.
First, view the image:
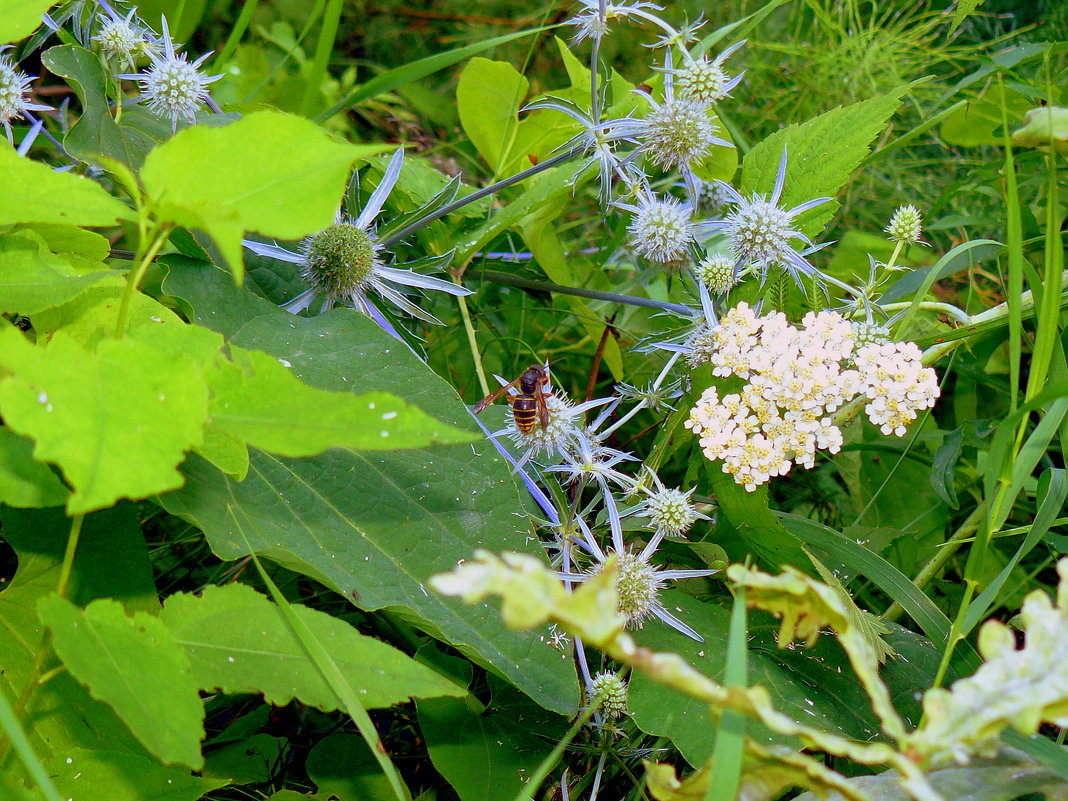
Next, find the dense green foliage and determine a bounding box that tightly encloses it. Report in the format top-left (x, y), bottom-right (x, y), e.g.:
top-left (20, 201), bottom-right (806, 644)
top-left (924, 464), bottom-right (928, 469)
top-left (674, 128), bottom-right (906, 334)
top-left (0, 2), bottom-right (1066, 801)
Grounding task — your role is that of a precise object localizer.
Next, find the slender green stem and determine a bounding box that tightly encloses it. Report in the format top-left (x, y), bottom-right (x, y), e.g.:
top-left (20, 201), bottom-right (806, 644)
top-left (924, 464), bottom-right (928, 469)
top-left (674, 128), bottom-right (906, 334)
top-left (214, 0), bottom-right (260, 67)
top-left (882, 502), bottom-right (985, 624)
top-left (0, 514), bottom-right (84, 768)
top-left (302, 0), bottom-right (343, 116)
top-left (878, 301), bottom-right (971, 324)
top-left (476, 271), bottom-right (692, 314)
top-left (55, 513), bottom-right (85, 601)
top-left (380, 147), bottom-right (583, 248)
top-left (0, 690), bottom-right (63, 801)
top-left (509, 671), bottom-right (613, 801)
top-left (113, 224), bottom-right (172, 338)
top-left (456, 293), bottom-right (490, 398)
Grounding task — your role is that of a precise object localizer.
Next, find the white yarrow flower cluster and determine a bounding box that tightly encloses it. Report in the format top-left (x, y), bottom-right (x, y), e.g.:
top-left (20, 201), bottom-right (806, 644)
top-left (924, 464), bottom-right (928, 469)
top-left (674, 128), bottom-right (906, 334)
top-left (684, 303), bottom-right (938, 490)
top-left (853, 341), bottom-right (940, 436)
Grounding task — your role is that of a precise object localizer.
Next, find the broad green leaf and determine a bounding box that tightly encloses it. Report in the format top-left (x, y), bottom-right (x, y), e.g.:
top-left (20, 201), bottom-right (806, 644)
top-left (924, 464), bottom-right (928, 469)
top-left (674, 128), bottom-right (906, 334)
top-left (0, 144), bottom-right (132, 227)
top-left (741, 85), bottom-right (908, 234)
top-left (306, 733), bottom-right (395, 800)
top-left (628, 591), bottom-right (881, 766)
top-left (47, 749), bottom-right (228, 801)
top-left (209, 345), bottom-right (478, 454)
top-left (1, 504), bottom-right (159, 612)
top-left (0, 427), bottom-right (68, 508)
top-left (160, 583), bottom-right (466, 710)
top-left (14, 223), bottom-right (112, 261)
top-left (0, 326), bottom-right (211, 514)
top-left (418, 684), bottom-right (566, 801)
top-left (457, 58), bottom-right (528, 172)
top-left (940, 86), bottom-right (1033, 148)
top-left (38, 595), bottom-right (205, 769)
top-left (0, 0), bottom-right (56, 44)
top-left (140, 111), bottom-right (385, 278)
top-left (41, 45), bottom-right (141, 168)
top-left (159, 260), bottom-right (579, 716)
top-left (0, 230), bottom-right (118, 316)
top-left (202, 733), bottom-right (284, 785)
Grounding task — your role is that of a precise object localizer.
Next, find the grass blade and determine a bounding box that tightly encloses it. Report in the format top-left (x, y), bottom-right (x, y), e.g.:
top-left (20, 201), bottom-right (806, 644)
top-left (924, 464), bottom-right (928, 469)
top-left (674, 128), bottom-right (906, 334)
top-left (315, 27), bottom-right (549, 123)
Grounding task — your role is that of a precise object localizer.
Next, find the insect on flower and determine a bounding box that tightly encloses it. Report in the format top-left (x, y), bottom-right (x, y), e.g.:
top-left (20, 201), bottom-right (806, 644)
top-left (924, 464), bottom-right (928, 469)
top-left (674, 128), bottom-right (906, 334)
top-left (474, 363), bottom-right (553, 434)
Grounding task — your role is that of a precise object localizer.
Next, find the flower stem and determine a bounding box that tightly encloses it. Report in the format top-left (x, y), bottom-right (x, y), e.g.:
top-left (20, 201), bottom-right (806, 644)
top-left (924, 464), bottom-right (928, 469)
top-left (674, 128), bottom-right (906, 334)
top-left (113, 223), bottom-right (173, 338)
top-left (476, 270), bottom-right (692, 314)
top-left (380, 146), bottom-right (584, 248)
top-left (456, 292), bottom-right (490, 397)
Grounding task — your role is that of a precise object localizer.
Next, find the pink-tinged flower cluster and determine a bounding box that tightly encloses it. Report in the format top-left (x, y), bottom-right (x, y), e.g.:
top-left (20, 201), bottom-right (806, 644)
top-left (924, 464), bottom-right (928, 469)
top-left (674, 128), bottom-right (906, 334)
top-left (684, 303), bottom-right (939, 490)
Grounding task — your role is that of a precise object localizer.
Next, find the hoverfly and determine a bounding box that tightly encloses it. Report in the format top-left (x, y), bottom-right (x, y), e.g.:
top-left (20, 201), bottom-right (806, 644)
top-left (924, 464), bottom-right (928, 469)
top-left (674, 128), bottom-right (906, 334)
top-left (474, 363), bottom-right (552, 434)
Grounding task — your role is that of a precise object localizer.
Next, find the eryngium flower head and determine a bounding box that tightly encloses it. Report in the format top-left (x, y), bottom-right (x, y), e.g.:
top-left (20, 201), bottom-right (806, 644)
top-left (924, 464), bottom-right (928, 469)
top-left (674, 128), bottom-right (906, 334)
top-left (300, 223), bottom-right (381, 299)
top-left (623, 192), bottom-right (695, 263)
top-left (885, 204), bottom-right (924, 245)
top-left (566, 0), bottom-right (669, 45)
top-left (242, 149), bottom-right (470, 327)
top-left (675, 40), bottom-right (746, 104)
top-left (0, 54), bottom-right (50, 141)
top-left (639, 97), bottom-right (718, 171)
top-left (693, 252), bottom-right (738, 295)
top-left (95, 6), bottom-right (157, 68)
top-left (640, 485), bottom-right (701, 538)
top-left (589, 670), bottom-right (628, 721)
top-left (118, 17), bottom-right (221, 132)
top-left (702, 149), bottom-right (830, 286)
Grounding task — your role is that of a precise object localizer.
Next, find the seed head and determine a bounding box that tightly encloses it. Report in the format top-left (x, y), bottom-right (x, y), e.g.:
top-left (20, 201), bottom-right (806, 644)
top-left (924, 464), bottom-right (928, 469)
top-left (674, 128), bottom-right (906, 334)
top-left (643, 487), bottom-right (699, 538)
top-left (677, 58), bottom-right (730, 104)
top-left (120, 18), bottom-right (221, 131)
top-left (601, 551), bottom-right (665, 629)
top-left (0, 55), bottom-right (47, 138)
top-left (694, 252), bottom-right (739, 295)
top-left (300, 223), bottom-right (381, 299)
top-left (627, 194), bottom-right (695, 263)
top-left (589, 670), bottom-right (628, 721)
top-left (885, 204), bottom-right (924, 245)
top-left (640, 97), bottom-right (717, 171)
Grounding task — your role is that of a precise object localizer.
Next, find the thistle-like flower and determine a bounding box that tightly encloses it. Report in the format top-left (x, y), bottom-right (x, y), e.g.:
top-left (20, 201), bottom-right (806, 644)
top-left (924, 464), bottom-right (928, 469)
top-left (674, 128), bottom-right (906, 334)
top-left (702, 148), bottom-right (831, 287)
top-left (561, 533), bottom-right (716, 640)
top-left (634, 472), bottom-right (707, 539)
top-left (885, 204), bottom-right (925, 246)
top-left (589, 670), bottom-right (629, 720)
top-left (565, 0), bottom-right (673, 46)
top-left (693, 251), bottom-right (739, 295)
top-left (242, 149), bottom-right (470, 329)
top-left (95, 4), bottom-right (157, 69)
top-left (675, 40), bottom-right (746, 105)
top-left (612, 52), bottom-right (732, 201)
top-left (117, 17), bottom-right (221, 132)
top-left (618, 189), bottom-right (696, 263)
top-left (0, 51), bottom-right (51, 143)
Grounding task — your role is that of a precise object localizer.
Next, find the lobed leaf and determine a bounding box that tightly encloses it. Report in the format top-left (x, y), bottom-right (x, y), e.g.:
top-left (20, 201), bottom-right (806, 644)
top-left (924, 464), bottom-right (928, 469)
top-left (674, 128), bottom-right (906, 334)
top-left (38, 595), bottom-right (205, 769)
top-left (907, 559), bottom-right (1068, 768)
top-left (0, 144), bottom-right (133, 227)
top-left (141, 111), bottom-right (386, 278)
top-left (0, 326), bottom-right (211, 514)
